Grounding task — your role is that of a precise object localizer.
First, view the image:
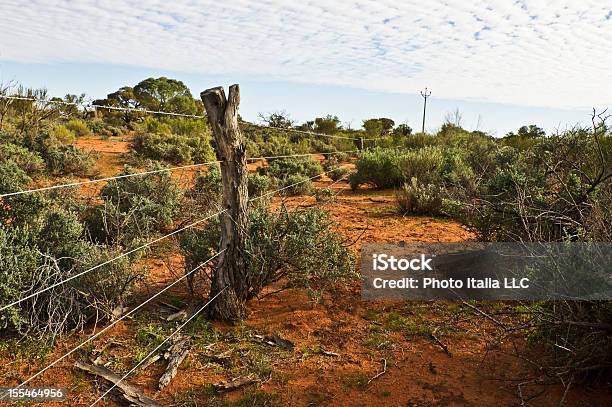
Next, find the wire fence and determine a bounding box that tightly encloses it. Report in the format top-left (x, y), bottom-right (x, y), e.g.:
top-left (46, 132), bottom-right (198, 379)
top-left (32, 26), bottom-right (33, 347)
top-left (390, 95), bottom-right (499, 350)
top-left (0, 150), bottom-right (358, 198)
top-left (90, 285), bottom-right (228, 406)
top-left (0, 94), bottom-right (382, 141)
top-left (2, 163), bottom-right (350, 404)
top-left (5, 250), bottom-right (225, 394)
top-left (0, 90), bottom-right (368, 404)
top-left (0, 210), bottom-right (225, 313)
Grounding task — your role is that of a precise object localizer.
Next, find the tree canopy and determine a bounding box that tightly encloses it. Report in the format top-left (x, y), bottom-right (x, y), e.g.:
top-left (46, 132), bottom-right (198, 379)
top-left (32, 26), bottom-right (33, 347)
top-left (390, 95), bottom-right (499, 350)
top-left (363, 118), bottom-right (395, 138)
top-left (94, 77), bottom-right (202, 123)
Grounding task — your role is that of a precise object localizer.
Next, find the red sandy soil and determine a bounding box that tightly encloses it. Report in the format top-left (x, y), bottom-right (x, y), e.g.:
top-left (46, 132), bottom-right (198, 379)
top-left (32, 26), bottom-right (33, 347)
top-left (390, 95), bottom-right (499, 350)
top-left (75, 135), bottom-right (130, 177)
top-left (1, 138), bottom-right (611, 406)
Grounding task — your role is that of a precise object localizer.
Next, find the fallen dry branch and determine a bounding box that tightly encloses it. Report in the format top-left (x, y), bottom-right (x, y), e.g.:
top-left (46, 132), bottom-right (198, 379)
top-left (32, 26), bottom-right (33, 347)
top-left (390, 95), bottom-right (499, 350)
top-left (75, 360), bottom-right (165, 407)
top-left (319, 349), bottom-right (340, 357)
top-left (135, 353), bottom-right (163, 373)
top-left (158, 337), bottom-right (192, 390)
top-left (212, 374), bottom-right (260, 391)
top-left (253, 333), bottom-right (295, 350)
top-left (368, 358), bottom-right (387, 385)
top-left (426, 332), bottom-right (452, 357)
top-left (462, 301), bottom-right (506, 329)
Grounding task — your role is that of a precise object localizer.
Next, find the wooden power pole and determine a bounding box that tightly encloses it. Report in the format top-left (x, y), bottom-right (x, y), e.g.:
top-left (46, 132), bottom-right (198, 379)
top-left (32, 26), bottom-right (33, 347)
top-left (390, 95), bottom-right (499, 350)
top-left (200, 84), bottom-right (250, 321)
top-left (420, 87), bottom-right (431, 134)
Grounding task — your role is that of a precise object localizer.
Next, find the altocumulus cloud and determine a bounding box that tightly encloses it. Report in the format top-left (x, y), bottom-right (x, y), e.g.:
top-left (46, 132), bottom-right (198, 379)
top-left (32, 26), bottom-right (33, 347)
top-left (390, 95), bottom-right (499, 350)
top-left (0, 0), bottom-right (610, 108)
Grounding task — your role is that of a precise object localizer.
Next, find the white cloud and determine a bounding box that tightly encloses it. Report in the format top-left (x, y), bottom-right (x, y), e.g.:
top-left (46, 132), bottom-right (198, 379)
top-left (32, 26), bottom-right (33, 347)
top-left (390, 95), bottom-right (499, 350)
top-left (0, 0), bottom-right (610, 108)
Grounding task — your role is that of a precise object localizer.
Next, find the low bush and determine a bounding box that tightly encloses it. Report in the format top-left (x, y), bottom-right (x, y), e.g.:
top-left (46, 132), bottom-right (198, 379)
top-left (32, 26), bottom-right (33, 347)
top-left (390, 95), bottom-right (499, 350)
top-left (130, 132), bottom-right (215, 165)
top-left (259, 157), bottom-right (323, 180)
top-left (310, 139), bottom-right (336, 153)
top-left (44, 144), bottom-right (96, 177)
top-left (0, 161), bottom-right (47, 227)
top-left (447, 119), bottom-right (612, 381)
top-left (322, 157), bottom-right (349, 181)
top-left (248, 173), bottom-right (273, 198)
top-left (193, 166), bottom-right (222, 198)
top-left (65, 119), bottom-right (91, 137)
top-left (252, 134), bottom-right (295, 159)
top-left (180, 206), bottom-right (356, 299)
top-left (350, 146), bottom-right (478, 193)
top-left (401, 146), bottom-right (444, 185)
top-left (281, 174), bottom-right (313, 196)
top-left (396, 178), bottom-right (444, 216)
top-left (0, 143), bottom-right (45, 174)
top-left (452, 126), bottom-right (611, 242)
top-left (329, 166), bottom-right (349, 181)
top-left (0, 160), bottom-right (31, 195)
top-left (49, 125), bottom-right (75, 144)
top-left (0, 217), bottom-right (141, 336)
top-left (87, 119), bottom-right (123, 138)
top-left (349, 148), bottom-right (407, 189)
top-left (315, 187), bottom-right (335, 204)
top-left (188, 166), bottom-right (222, 212)
top-left (402, 133), bottom-right (437, 149)
top-left (85, 164), bottom-right (183, 245)
top-left (440, 147), bottom-right (477, 194)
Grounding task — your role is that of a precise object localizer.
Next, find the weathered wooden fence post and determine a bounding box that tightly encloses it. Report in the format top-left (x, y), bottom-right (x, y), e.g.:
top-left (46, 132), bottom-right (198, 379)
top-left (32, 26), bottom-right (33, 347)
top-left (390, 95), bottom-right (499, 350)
top-left (200, 85), bottom-right (249, 321)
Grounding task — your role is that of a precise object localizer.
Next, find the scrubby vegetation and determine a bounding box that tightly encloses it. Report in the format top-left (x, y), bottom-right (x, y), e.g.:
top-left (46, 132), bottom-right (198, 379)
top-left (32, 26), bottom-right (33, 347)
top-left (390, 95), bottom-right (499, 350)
top-left (256, 157), bottom-right (323, 196)
top-left (85, 164), bottom-right (184, 246)
top-left (351, 114), bottom-right (612, 381)
top-left (130, 117), bottom-right (215, 165)
top-left (180, 205), bottom-right (356, 300)
top-left (0, 81), bottom-right (357, 343)
top-left (0, 78), bottom-right (610, 404)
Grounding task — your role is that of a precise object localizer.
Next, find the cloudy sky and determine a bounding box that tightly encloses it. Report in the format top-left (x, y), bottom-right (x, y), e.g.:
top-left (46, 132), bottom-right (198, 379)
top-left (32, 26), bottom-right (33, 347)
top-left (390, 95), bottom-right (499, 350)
top-left (0, 0), bottom-right (610, 134)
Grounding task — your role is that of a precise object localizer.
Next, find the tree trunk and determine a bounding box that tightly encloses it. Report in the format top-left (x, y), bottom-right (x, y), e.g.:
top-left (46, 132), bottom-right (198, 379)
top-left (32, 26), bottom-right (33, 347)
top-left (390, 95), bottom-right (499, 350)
top-left (200, 85), bottom-right (249, 321)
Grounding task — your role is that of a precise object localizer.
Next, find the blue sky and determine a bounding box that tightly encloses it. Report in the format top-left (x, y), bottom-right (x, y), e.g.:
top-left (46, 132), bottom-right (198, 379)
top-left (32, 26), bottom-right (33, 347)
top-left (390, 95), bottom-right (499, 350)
top-left (1, 0), bottom-right (610, 136)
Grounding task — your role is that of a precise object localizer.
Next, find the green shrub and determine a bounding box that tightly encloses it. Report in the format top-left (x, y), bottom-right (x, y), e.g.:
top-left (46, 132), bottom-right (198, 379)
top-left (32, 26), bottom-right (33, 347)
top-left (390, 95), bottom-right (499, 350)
top-left (351, 146), bottom-right (478, 192)
top-left (88, 119), bottom-right (123, 138)
top-left (248, 173), bottom-right (273, 197)
top-left (190, 169), bottom-right (273, 208)
top-left (193, 166), bottom-right (222, 197)
top-left (180, 206), bottom-right (355, 298)
top-left (402, 133), bottom-right (436, 149)
top-left (254, 135), bottom-right (294, 158)
top-left (130, 132), bottom-right (215, 164)
top-left (49, 124), bottom-right (75, 144)
top-left (401, 146), bottom-right (444, 185)
top-left (281, 174), bottom-right (313, 196)
top-left (0, 143), bottom-right (45, 174)
top-left (86, 118), bottom-right (106, 134)
top-left (0, 161), bottom-right (47, 227)
top-left (396, 178), bottom-right (444, 216)
top-left (0, 220), bottom-right (141, 336)
top-left (44, 145), bottom-right (96, 176)
top-left (138, 117), bottom-right (172, 135)
top-left (259, 157), bottom-right (323, 180)
top-left (37, 209), bottom-right (86, 264)
top-left (349, 148), bottom-right (405, 189)
top-left (322, 157), bottom-right (349, 181)
top-left (440, 147), bottom-right (477, 193)
top-left (0, 160), bottom-right (31, 194)
top-left (189, 166), bottom-right (222, 210)
top-left (329, 166), bottom-right (349, 181)
top-left (310, 139), bottom-right (336, 153)
top-left (85, 164), bottom-right (183, 245)
top-left (65, 119), bottom-right (91, 137)
top-left (0, 226), bottom-right (40, 331)
top-left (315, 187), bottom-right (335, 204)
